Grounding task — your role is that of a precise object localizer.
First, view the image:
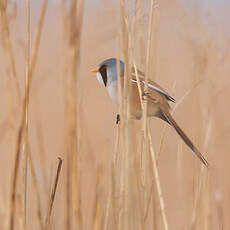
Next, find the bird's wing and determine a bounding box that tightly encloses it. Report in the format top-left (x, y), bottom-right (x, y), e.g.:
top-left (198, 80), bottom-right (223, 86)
top-left (130, 68), bottom-right (176, 103)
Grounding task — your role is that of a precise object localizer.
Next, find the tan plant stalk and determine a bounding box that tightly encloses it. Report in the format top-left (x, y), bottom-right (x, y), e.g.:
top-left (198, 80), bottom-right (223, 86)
top-left (8, 0), bottom-right (48, 228)
top-left (9, 116), bottom-right (25, 230)
top-left (141, 0), bottom-right (155, 190)
top-left (27, 143), bottom-right (44, 230)
top-left (29, 0), bottom-right (48, 81)
top-left (147, 123), bottom-right (169, 230)
top-left (62, 0), bottom-right (84, 229)
top-left (119, 1), bottom-right (131, 229)
top-left (0, 0), bottom-right (21, 103)
top-left (103, 191), bottom-right (112, 230)
top-left (0, 0), bottom-right (21, 150)
top-left (22, 0), bottom-right (31, 226)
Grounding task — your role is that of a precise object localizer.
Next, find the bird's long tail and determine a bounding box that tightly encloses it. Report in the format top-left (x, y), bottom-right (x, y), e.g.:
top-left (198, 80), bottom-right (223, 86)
top-left (160, 109), bottom-right (209, 167)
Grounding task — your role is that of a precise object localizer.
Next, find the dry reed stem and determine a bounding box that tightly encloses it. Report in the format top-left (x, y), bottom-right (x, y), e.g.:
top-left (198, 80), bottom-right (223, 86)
top-left (0, 1), bottom-right (21, 149)
top-left (204, 172), bottom-right (211, 230)
top-left (62, 0), bottom-right (83, 229)
top-left (103, 191), bottom-right (112, 230)
top-left (35, 113), bottom-right (49, 197)
top-left (133, 61), bottom-right (147, 226)
top-left (144, 181), bottom-right (154, 221)
top-left (93, 187), bottom-right (103, 230)
top-left (22, 0), bottom-right (31, 226)
top-left (29, 0), bottom-right (48, 82)
top-left (45, 158), bottom-right (63, 229)
top-left (141, 0), bottom-right (155, 189)
top-left (0, 0), bottom-right (21, 103)
top-left (110, 35), bottom-right (122, 230)
top-left (9, 111), bottom-right (26, 230)
top-left (27, 142), bottom-right (44, 230)
top-left (111, 115), bottom-right (121, 230)
top-left (147, 123), bottom-right (169, 230)
top-left (119, 1), bottom-right (131, 229)
top-left (8, 0), bottom-right (48, 228)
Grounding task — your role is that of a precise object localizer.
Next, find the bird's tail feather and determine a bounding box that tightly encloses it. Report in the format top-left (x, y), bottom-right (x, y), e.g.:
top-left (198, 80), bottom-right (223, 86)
top-left (160, 109), bottom-right (209, 167)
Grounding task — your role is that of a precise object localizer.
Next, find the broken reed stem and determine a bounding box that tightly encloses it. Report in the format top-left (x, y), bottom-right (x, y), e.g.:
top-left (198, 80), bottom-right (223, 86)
top-left (45, 158), bottom-right (63, 229)
top-left (147, 124), bottom-right (169, 230)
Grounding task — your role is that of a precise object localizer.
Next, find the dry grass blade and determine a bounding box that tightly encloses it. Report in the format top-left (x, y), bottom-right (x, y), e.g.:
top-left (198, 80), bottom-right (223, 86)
top-left (45, 158), bottom-right (63, 229)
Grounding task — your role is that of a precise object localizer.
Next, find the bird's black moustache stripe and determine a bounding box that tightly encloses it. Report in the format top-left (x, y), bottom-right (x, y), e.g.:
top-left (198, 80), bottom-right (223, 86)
top-left (99, 65), bottom-right (107, 87)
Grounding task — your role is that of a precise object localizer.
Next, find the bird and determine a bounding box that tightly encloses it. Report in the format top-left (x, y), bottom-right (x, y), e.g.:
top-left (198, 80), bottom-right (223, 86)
top-left (91, 57), bottom-right (209, 167)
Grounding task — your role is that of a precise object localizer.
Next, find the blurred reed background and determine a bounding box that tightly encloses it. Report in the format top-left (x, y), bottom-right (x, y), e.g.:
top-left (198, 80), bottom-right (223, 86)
top-left (0, 0), bottom-right (229, 229)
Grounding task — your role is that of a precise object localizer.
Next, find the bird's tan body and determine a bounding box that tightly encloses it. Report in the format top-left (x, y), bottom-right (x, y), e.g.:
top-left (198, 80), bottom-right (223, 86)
top-left (129, 80), bottom-right (170, 120)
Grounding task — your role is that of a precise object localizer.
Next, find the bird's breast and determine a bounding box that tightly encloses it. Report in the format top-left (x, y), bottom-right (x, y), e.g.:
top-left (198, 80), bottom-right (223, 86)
top-left (106, 81), bottom-right (119, 104)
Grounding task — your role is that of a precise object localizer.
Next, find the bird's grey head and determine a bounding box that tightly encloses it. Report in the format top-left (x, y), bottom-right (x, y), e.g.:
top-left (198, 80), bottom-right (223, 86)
top-left (95, 58), bottom-right (124, 87)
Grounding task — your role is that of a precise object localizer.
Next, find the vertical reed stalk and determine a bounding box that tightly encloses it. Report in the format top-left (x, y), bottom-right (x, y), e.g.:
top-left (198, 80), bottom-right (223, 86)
top-left (62, 0), bottom-right (83, 229)
top-left (22, 0), bottom-right (31, 227)
top-left (147, 124), bottom-right (169, 230)
top-left (27, 143), bottom-right (44, 230)
top-left (141, 0), bottom-right (155, 189)
top-left (0, 0), bottom-right (21, 103)
top-left (119, 1), bottom-right (131, 229)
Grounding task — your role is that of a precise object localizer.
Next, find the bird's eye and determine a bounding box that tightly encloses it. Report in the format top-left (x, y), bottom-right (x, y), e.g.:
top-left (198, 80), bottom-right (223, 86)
top-left (99, 65), bottom-right (107, 87)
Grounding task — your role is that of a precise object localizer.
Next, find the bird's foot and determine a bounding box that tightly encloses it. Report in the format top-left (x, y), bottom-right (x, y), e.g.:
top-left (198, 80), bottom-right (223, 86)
top-left (116, 114), bottom-right (120, 125)
top-left (142, 91), bottom-right (159, 103)
top-left (142, 91), bottom-right (149, 100)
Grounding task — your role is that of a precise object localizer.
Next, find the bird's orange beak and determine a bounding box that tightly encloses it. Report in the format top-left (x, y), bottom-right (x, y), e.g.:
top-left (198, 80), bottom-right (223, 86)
top-left (91, 68), bottom-right (99, 73)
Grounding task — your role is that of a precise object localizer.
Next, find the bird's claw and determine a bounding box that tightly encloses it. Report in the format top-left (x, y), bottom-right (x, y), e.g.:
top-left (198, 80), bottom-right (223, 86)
top-left (142, 91), bottom-right (159, 103)
top-left (116, 114), bottom-right (120, 124)
top-left (142, 91), bottom-right (149, 100)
